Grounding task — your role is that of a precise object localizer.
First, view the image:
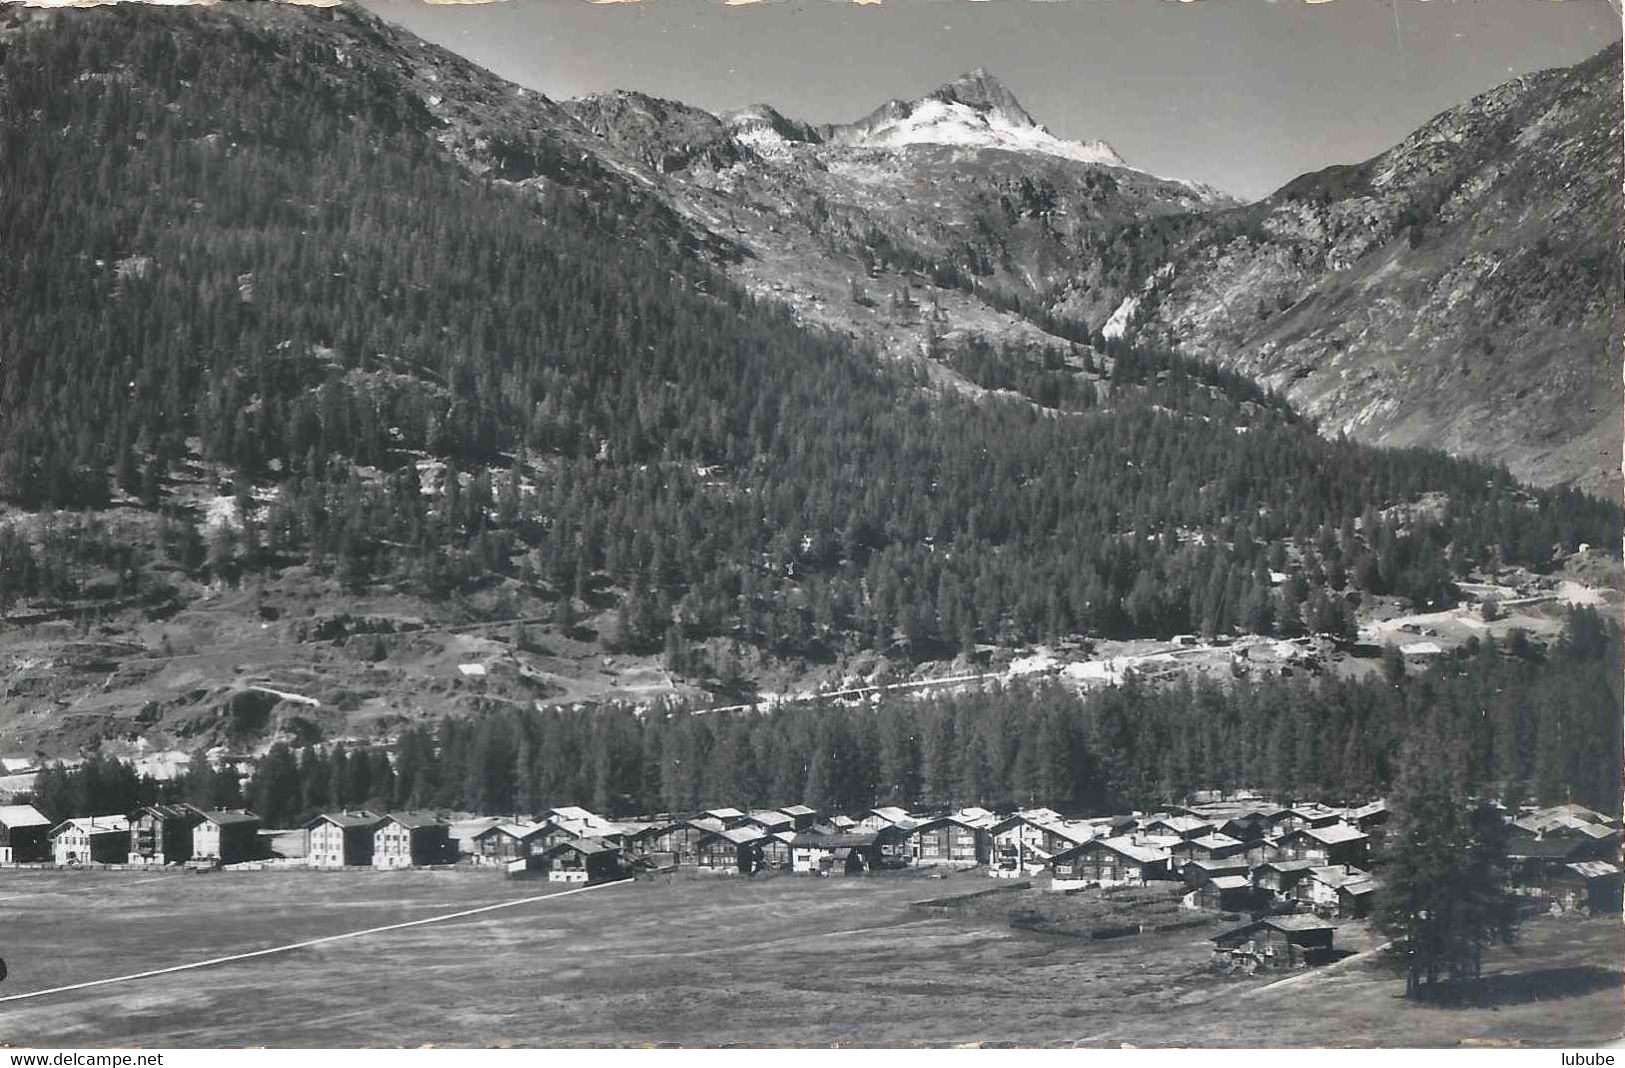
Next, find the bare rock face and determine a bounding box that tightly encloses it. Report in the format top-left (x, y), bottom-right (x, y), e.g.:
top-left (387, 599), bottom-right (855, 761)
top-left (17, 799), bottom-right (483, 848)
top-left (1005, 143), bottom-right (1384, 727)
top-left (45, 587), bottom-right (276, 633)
top-left (1082, 44), bottom-right (1623, 498)
top-left (542, 54), bottom-right (1621, 497)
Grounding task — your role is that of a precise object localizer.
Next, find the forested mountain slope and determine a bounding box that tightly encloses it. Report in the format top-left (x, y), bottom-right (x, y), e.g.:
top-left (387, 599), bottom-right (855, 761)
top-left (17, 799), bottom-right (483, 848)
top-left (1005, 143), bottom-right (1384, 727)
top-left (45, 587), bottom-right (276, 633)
top-left (0, 3), bottom-right (1616, 762)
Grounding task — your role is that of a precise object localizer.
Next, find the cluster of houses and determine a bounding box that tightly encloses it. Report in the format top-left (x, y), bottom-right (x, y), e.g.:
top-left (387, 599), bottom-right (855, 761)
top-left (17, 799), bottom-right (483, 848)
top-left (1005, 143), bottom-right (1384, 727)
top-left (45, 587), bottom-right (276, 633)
top-left (3, 793), bottom-right (1617, 925)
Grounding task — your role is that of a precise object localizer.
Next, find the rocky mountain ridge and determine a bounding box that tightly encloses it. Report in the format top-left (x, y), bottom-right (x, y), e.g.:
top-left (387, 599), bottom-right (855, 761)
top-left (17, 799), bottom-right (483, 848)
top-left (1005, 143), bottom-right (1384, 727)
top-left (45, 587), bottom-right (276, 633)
top-left (557, 49), bottom-right (1623, 498)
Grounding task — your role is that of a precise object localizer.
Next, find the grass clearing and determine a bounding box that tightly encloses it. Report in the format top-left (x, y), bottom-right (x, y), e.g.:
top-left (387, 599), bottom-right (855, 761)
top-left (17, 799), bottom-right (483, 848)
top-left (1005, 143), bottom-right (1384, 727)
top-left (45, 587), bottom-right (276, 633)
top-left (0, 867), bottom-right (1618, 1047)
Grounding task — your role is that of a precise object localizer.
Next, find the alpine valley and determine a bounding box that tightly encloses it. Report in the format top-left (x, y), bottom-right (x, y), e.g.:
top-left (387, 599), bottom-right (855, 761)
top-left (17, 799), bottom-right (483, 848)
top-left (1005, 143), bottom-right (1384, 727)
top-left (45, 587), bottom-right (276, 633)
top-left (0, 1), bottom-right (1618, 775)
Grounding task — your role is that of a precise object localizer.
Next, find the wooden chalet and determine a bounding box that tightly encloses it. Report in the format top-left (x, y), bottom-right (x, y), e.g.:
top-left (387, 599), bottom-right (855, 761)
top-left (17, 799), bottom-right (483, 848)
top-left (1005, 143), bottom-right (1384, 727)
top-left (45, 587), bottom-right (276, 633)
top-left (790, 832), bottom-right (880, 875)
top-left (1169, 833), bottom-right (1246, 871)
top-left (1294, 865), bottom-right (1374, 916)
top-left (989, 814), bottom-right (1092, 878)
top-left (695, 826), bottom-right (773, 873)
top-left (373, 813), bottom-right (453, 868)
top-left (50, 815), bottom-right (130, 865)
top-left (1266, 805), bottom-right (1343, 838)
top-left (743, 810), bottom-right (795, 834)
top-left (128, 804), bottom-right (201, 865)
top-left (471, 822), bottom-right (549, 867)
top-left (855, 807), bottom-right (919, 834)
top-left (761, 831), bottom-right (796, 869)
top-left (1336, 879), bottom-right (1378, 919)
top-left (1276, 822), bottom-right (1369, 867)
top-left (1252, 859), bottom-right (1318, 903)
top-left (1216, 812), bottom-right (1273, 843)
top-left (908, 815), bottom-right (991, 867)
top-left (1549, 861), bottom-right (1624, 914)
top-left (539, 839), bottom-right (624, 883)
top-left (0, 803), bottom-right (51, 863)
top-left (829, 815), bottom-right (860, 832)
top-left (617, 821), bottom-right (672, 858)
top-left (697, 807), bottom-right (750, 829)
top-left (1140, 815), bottom-right (1214, 841)
top-left (1342, 800), bottom-right (1390, 840)
top-left (192, 808), bottom-right (261, 864)
top-left (1211, 915), bottom-right (1337, 971)
top-left (776, 805), bottom-right (820, 831)
top-left (1186, 875), bottom-right (1257, 912)
top-left (1050, 836), bottom-right (1171, 888)
top-left (655, 818), bottom-right (731, 863)
top-left (1180, 856), bottom-right (1250, 887)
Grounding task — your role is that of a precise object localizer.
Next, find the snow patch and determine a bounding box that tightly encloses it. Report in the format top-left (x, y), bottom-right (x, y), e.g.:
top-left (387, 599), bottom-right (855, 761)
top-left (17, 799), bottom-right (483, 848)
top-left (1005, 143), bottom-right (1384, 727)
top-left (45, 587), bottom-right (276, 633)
top-left (1102, 294), bottom-right (1139, 340)
top-left (848, 98), bottom-right (1128, 167)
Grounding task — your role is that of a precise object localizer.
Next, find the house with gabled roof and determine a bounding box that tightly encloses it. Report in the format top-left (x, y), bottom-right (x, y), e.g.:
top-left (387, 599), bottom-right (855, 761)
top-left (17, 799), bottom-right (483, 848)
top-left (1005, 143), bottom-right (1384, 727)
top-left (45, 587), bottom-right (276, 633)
top-left (1169, 832), bottom-right (1246, 872)
top-left (1139, 814), bottom-right (1214, 841)
top-left (698, 807), bottom-right (749, 829)
top-left (1554, 860), bottom-right (1624, 914)
top-left (306, 810), bottom-right (382, 868)
top-left (616, 820), bottom-right (673, 858)
top-left (1342, 800), bottom-right (1390, 838)
top-left (790, 831), bottom-right (882, 875)
top-left (743, 810), bottom-right (794, 834)
top-left (695, 825), bottom-right (773, 873)
top-left (908, 814), bottom-right (992, 867)
top-left (539, 838), bottom-right (624, 883)
top-left (373, 812), bottom-right (453, 868)
top-left (543, 806), bottom-right (600, 824)
top-left (989, 814), bottom-right (1093, 877)
top-left (762, 830), bottom-right (797, 869)
top-left (1294, 865), bottom-right (1374, 914)
top-left (776, 804), bottom-right (820, 831)
top-left (471, 822), bottom-right (548, 867)
top-left (1050, 836), bottom-right (1171, 889)
top-left (855, 807), bottom-right (920, 834)
top-left (1211, 915), bottom-right (1337, 971)
top-left (655, 817), bottom-right (731, 863)
top-left (0, 803), bottom-right (51, 863)
top-left (1217, 812), bottom-right (1274, 843)
top-left (50, 815), bottom-right (130, 865)
top-left (1277, 822), bottom-right (1369, 867)
top-left (128, 804), bottom-right (201, 866)
top-left (1252, 858), bottom-right (1318, 903)
top-left (1180, 855), bottom-right (1251, 887)
top-left (185, 807), bottom-right (261, 864)
top-left (829, 814), bottom-right (859, 831)
top-left (1185, 874), bottom-right (1257, 913)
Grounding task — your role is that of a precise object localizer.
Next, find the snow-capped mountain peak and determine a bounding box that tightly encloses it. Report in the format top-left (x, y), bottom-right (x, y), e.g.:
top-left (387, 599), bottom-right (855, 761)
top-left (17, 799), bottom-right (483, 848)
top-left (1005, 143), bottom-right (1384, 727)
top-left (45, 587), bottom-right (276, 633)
top-left (828, 69), bottom-right (1128, 168)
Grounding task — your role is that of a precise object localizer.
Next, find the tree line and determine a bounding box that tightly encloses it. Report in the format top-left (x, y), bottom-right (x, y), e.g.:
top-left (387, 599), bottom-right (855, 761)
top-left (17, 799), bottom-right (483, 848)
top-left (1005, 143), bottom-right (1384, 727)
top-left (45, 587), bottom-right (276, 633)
top-left (30, 607), bottom-right (1619, 829)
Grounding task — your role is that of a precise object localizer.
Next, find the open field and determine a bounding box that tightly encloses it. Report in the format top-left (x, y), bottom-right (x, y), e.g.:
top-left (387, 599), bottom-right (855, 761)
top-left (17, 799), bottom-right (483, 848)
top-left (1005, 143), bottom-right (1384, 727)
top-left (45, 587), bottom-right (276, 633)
top-left (0, 867), bottom-right (1619, 1047)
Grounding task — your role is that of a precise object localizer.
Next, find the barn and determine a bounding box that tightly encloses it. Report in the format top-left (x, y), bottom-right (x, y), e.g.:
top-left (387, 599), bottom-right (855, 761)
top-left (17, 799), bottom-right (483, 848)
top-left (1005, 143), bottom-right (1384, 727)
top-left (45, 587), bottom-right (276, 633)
top-left (1211, 915), bottom-right (1337, 971)
top-left (0, 804), bottom-right (51, 863)
top-left (1185, 874), bottom-right (1257, 912)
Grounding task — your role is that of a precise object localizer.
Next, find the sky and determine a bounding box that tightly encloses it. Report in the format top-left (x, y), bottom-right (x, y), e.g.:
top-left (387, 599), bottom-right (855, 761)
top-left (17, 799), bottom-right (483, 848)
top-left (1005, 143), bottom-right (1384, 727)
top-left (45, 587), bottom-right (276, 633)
top-left (360, 0), bottom-right (1621, 201)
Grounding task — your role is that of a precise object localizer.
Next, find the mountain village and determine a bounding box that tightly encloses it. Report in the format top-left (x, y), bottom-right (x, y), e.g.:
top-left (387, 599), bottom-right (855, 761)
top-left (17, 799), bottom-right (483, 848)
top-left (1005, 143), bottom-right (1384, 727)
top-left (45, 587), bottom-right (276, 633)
top-left (3, 791), bottom-right (1619, 976)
